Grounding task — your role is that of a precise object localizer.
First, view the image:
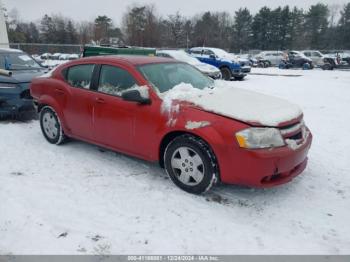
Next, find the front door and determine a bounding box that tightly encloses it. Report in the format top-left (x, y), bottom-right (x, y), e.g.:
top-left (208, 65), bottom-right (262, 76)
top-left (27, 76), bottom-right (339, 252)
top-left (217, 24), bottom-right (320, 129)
top-left (92, 64), bottom-right (139, 153)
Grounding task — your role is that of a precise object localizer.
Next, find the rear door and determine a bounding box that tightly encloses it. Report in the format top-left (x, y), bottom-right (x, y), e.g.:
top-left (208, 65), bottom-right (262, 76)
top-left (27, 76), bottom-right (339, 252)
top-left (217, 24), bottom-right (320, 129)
top-left (62, 63), bottom-right (96, 140)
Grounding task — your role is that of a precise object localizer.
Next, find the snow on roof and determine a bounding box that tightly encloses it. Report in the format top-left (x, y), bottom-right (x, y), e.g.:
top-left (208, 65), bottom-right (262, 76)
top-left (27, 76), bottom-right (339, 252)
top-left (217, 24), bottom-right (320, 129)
top-left (0, 48), bottom-right (23, 53)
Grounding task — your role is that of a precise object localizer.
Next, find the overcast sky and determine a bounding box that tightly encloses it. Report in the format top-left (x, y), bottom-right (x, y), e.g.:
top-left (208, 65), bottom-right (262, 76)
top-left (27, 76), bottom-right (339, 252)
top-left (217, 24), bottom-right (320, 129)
top-left (2, 0), bottom-right (348, 24)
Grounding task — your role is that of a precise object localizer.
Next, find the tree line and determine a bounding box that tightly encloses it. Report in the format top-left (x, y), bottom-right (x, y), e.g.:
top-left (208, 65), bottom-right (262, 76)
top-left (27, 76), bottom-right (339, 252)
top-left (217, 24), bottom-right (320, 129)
top-left (4, 2), bottom-right (350, 52)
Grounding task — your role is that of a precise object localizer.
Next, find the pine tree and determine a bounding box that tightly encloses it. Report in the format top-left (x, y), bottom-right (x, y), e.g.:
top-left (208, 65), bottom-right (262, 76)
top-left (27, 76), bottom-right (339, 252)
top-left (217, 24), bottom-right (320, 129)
top-left (66, 20), bottom-right (78, 44)
top-left (252, 7), bottom-right (273, 50)
top-left (288, 7), bottom-right (306, 50)
top-left (232, 8), bottom-right (253, 52)
top-left (304, 3), bottom-right (329, 49)
top-left (40, 14), bottom-right (56, 43)
top-left (339, 3), bottom-right (350, 49)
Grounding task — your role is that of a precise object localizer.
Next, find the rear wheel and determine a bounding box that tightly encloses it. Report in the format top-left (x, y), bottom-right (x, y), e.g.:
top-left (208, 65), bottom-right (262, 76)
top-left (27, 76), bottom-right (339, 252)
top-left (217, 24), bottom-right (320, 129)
top-left (164, 135), bottom-right (218, 194)
top-left (220, 67), bottom-right (232, 81)
top-left (322, 63), bottom-right (333, 70)
top-left (40, 106), bottom-right (66, 145)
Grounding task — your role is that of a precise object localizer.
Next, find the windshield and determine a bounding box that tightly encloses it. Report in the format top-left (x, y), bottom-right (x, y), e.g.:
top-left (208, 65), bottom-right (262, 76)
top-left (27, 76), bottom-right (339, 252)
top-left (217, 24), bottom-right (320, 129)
top-left (0, 53), bottom-right (42, 70)
top-left (138, 62), bottom-right (214, 93)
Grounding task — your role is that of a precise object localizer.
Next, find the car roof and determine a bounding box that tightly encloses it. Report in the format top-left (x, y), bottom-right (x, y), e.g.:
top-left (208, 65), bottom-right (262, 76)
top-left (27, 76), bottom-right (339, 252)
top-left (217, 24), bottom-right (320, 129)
top-left (191, 47), bottom-right (223, 52)
top-left (157, 49), bottom-right (183, 53)
top-left (76, 55), bottom-right (177, 66)
top-left (260, 51), bottom-right (283, 53)
top-left (0, 48), bottom-right (23, 54)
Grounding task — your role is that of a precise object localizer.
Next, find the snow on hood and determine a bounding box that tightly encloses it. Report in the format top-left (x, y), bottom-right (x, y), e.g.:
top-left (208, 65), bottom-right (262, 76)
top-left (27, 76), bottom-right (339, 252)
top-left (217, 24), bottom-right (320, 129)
top-left (194, 63), bottom-right (220, 73)
top-left (161, 81), bottom-right (303, 127)
top-left (218, 53), bottom-right (239, 63)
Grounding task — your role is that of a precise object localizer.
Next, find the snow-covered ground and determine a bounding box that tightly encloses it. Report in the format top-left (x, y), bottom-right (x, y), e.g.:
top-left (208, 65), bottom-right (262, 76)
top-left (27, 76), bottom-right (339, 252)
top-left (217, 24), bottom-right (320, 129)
top-left (1, 68), bottom-right (350, 255)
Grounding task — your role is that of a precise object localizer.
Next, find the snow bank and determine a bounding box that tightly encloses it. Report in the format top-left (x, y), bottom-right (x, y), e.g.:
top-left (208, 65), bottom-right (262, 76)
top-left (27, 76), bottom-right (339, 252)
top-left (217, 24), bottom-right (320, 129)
top-left (161, 81), bottom-right (302, 126)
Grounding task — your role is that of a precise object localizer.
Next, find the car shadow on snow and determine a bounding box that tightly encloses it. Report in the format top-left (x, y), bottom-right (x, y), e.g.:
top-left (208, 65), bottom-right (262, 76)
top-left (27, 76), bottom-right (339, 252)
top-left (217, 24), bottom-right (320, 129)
top-left (33, 128), bottom-right (306, 213)
top-left (0, 111), bottom-right (38, 123)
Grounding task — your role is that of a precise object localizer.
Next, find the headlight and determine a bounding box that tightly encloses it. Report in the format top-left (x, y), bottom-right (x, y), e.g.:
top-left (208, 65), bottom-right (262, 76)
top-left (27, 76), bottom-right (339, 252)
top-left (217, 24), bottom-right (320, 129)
top-left (0, 83), bottom-right (17, 89)
top-left (235, 128), bottom-right (285, 149)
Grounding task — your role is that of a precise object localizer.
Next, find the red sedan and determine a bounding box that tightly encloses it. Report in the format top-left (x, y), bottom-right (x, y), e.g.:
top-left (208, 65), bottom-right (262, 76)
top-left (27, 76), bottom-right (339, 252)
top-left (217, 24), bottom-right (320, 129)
top-left (30, 56), bottom-right (312, 194)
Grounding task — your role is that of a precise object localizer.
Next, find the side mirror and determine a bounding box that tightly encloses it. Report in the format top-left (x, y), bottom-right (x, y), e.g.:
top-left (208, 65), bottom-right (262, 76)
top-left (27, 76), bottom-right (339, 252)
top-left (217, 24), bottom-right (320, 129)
top-left (121, 89), bottom-right (151, 105)
top-left (209, 54), bottom-right (216, 59)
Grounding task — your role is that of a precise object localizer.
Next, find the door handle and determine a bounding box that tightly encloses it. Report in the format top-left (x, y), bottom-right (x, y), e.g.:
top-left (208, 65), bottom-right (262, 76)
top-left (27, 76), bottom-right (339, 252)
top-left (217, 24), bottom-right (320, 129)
top-left (54, 88), bottom-right (65, 95)
top-left (95, 97), bottom-right (106, 104)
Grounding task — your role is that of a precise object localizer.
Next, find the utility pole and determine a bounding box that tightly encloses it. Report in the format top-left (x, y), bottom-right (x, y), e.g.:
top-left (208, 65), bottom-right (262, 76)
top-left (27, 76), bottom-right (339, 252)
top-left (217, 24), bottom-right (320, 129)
top-left (0, 0), bottom-right (9, 48)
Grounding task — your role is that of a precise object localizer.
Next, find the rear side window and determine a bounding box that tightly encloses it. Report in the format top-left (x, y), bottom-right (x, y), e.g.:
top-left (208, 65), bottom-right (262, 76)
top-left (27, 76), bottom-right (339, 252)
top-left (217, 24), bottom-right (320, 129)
top-left (66, 64), bottom-right (95, 89)
top-left (191, 50), bottom-right (202, 55)
top-left (157, 53), bottom-right (171, 58)
top-left (98, 65), bottom-right (136, 96)
top-left (203, 49), bottom-right (214, 56)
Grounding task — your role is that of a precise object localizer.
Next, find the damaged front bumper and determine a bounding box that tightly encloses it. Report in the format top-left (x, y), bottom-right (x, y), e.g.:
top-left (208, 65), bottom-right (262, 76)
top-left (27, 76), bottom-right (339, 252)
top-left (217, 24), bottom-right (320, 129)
top-left (0, 84), bottom-right (35, 118)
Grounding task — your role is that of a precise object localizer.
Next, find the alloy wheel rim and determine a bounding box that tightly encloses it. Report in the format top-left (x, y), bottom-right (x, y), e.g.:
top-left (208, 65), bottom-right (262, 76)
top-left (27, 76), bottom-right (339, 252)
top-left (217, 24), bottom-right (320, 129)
top-left (170, 146), bottom-right (205, 186)
top-left (42, 111), bottom-right (58, 139)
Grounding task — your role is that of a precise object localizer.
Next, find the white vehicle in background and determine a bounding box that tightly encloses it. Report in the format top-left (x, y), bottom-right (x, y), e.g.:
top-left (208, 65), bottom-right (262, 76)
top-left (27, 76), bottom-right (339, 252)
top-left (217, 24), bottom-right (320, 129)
top-left (302, 50), bottom-right (327, 66)
top-left (40, 53), bottom-right (52, 60)
top-left (68, 54), bottom-right (79, 60)
top-left (59, 53), bottom-right (70, 60)
top-left (156, 49), bottom-right (222, 79)
top-left (255, 51), bottom-right (284, 66)
top-left (51, 53), bottom-right (62, 60)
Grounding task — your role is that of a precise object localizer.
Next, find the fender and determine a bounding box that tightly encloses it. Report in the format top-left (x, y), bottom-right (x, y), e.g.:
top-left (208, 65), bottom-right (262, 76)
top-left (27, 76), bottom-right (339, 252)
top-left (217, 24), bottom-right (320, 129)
top-left (158, 124), bottom-right (227, 165)
top-left (38, 94), bottom-right (70, 135)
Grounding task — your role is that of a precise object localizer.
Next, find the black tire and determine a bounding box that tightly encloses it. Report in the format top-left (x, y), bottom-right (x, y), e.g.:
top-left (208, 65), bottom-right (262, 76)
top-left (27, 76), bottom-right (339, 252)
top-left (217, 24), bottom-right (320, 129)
top-left (164, 135), bottom-right (218, 194)
top-left (322, 63), bottom-right (333, 70)
top-left (234, 76), bottom-right (244, 81)
top-left (40, 106), bottom-right (66, 145)
top-left (220, 67), bottom-right (232, 81)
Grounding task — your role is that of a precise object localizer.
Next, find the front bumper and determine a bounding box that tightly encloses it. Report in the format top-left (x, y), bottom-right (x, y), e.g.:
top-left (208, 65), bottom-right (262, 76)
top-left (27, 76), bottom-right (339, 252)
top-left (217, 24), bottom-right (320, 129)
top-left (241, 66), bottom-right (251, 73)
top-left (0, 97), bottom-right (35, 118)
top-left (231, 69), bottom-right (247, 78)
top-left (219, 129), bottom-right (313, 188)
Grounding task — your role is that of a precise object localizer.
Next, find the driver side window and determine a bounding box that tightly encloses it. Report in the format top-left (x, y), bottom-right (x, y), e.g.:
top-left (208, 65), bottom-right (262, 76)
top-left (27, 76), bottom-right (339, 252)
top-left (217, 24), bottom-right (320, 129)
top-left (203, 49), bottom-right (214, 56)
top-left (98, 65), bottom-right (136, 96)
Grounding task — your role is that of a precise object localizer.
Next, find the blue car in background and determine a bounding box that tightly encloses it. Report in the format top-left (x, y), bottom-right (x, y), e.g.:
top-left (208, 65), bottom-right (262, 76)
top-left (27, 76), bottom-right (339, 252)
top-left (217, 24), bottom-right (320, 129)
top-left (0, 48), bottom-right (46, 119)
top-left (188, 47), bottom-right (250, 81)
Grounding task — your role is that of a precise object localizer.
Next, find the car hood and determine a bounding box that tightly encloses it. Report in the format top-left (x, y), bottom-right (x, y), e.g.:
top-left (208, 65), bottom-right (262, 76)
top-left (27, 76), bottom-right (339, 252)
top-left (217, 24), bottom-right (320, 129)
top-left (219, 53), bottom-right (239, 63)
top-left (0, 69), bottom-right (46, 84)
top-left (193, 63), bottom-right (220, 73)
top-left (161, 82), bottom-right (303, 127)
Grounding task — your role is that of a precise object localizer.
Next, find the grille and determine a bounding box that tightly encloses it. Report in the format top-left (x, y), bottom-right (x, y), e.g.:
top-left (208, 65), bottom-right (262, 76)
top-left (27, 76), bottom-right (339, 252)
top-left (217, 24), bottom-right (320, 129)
top-left (279, 121), bottom-right (304, 141)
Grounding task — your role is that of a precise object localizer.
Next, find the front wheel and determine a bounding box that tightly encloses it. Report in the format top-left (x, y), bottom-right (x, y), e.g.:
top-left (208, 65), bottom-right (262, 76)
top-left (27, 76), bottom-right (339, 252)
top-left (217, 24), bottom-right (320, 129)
top-left (220, 67), bottom-right (232, 81)
top-left (164, 135), bottom-right (218, 194)
top-left (40, 106), bottom-right (66, 145)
